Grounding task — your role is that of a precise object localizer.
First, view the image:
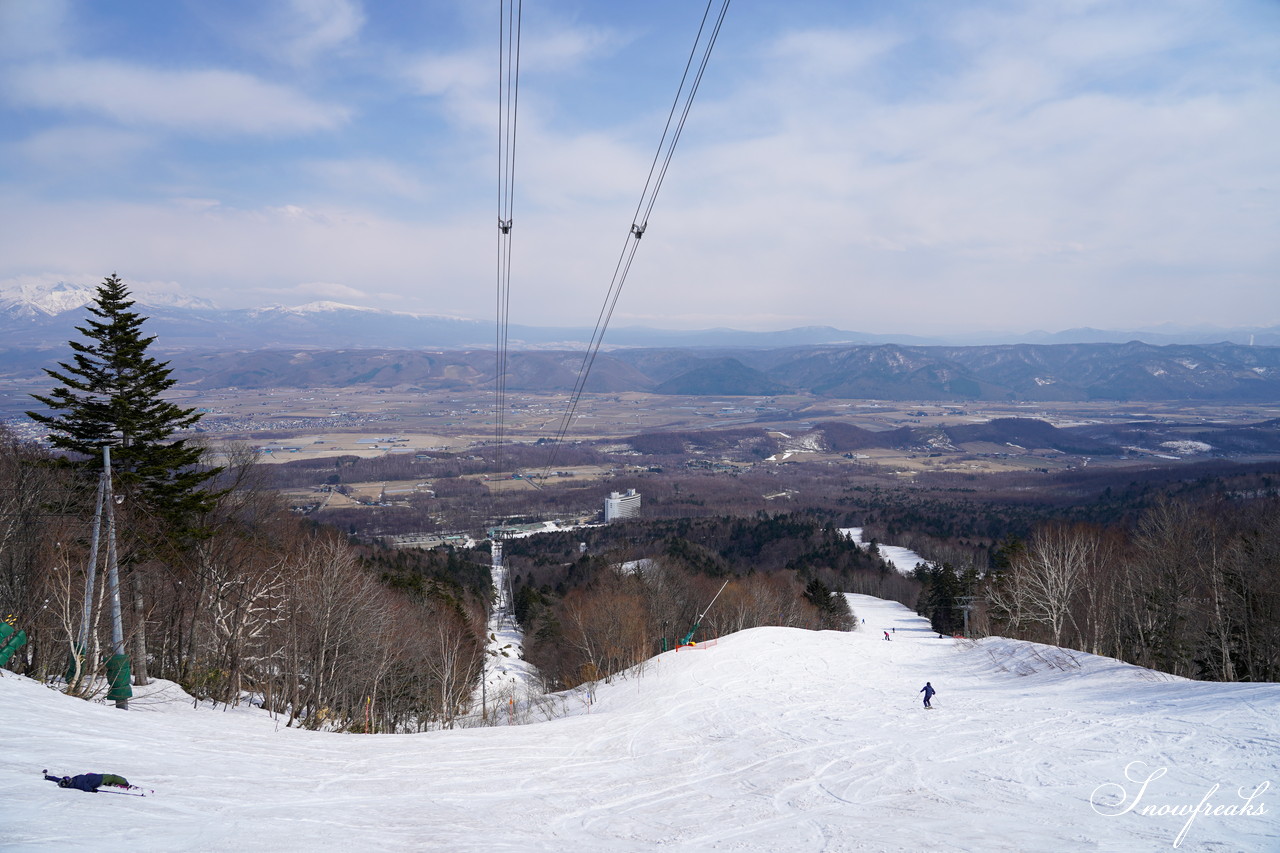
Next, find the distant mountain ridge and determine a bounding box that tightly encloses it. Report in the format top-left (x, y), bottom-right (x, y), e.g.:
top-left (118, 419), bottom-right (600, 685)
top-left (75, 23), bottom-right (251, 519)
top-left (6, 282), bottom-right (1280, 402)
top-left (9, 341), bottom-right (1279, 403)
top-left (3, 279), bottom-right (1279, 349)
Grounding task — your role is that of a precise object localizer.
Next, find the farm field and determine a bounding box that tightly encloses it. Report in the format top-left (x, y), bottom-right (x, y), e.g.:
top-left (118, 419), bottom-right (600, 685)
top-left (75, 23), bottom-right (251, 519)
top-left (164, 389), bottom-right (1280, 459)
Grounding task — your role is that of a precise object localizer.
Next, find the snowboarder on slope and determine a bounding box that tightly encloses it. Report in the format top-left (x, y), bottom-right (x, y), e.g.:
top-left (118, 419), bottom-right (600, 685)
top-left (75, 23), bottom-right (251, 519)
top-left (44, 771), bottom-right (130, 792)
top-left (920, 682), bottom-right (936, 709)
top-left (883, 631), bottom-right (891, 641)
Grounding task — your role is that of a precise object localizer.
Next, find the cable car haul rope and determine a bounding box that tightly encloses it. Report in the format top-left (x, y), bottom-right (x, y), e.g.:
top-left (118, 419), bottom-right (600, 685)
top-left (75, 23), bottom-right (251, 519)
top-left (541, 0), bottom-right (732, 476)
top-left (489, 1), bottom-right (732, 476)
top-left (494, 0), bottom-right (522, 474)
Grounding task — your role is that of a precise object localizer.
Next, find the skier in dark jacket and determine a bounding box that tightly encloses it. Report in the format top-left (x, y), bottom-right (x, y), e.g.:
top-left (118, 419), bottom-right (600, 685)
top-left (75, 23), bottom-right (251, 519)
top-left (920, 682), bottom-right (936, 709)
top-left (44, 771), bottom-right (130, 792)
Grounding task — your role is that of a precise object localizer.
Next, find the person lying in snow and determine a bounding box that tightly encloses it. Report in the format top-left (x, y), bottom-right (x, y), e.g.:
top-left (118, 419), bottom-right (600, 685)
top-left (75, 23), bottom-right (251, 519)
top-left (44, 770), bottom-right (130, 792)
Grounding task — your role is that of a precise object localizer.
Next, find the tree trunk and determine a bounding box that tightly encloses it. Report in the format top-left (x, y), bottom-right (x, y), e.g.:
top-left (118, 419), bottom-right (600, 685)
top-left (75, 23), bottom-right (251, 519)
top-left (131, 572), bottom-right (150, 685)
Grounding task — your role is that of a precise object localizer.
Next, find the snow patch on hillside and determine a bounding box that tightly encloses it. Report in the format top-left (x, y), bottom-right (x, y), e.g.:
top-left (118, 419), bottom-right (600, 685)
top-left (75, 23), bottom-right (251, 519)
top-left (1161, 440), bottom-right (1213, 454)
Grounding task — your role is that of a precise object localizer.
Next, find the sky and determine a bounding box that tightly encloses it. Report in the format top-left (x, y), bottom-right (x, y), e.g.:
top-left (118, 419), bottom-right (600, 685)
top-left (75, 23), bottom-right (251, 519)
top-left (1, 0), bottom-right (1277, 336)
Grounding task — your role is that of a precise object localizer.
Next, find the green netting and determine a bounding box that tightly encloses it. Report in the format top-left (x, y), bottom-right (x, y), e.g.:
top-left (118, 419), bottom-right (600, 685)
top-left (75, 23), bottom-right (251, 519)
top-left (105, 654), bottom-right (133, 701)
top-left (0, 623), bottom-right (27, 667)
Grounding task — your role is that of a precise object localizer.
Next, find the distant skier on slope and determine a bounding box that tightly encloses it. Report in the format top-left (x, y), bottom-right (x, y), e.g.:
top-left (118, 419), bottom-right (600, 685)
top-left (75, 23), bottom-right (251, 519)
top-left (920, 682), bottom-right (936, 709)
top-left (44, 770), bottom-right (130, 792)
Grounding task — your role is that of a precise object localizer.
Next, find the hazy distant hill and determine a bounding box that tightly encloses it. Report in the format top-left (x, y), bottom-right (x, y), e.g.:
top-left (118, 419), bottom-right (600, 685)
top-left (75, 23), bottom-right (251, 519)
top-left (651, 358), bottom-right (788, 396)
top-left (617, 342), bottom-right (1280, 402)
top-left (165, 349), bottom-right (654, 393)
top-left (5, 280), bottom-right (1280, 350)
top-left (10, 340), bottom-right (1280, 403)
top-left (7, 282), bottom-right (1280, 403)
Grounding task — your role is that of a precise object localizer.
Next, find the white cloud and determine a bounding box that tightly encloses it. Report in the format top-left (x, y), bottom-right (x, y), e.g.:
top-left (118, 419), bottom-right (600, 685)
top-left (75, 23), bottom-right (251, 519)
top-left (581, 2), bottom-right (1278, 334)
top-left (0, 0), bottom-right (71, 59)
top-left (6, 60), bottom-right (349, 135)
top-left (269, 0), bottom-right (366, 66)
top-left (407, 51), bottom-right (487, 100)
top-left (0, 271), bottom-right (98, 292)
top-left (0, 196), bottom-right (492, 315)
top-left (10, 124), bottom-right (155, 172)
top-left (404, 50), bottom-right (492, 131)
top-left (289, 281), bottom-right (370, 301)
top-left (522, 23), bottom-right (618, 72)
top-left (405, 15), bottom-right (622, 130)
top-left (304, 158), bottom-right (430, 201)
top-left (1, 1), bottom-right (1276, 335)
top-left (767, 29), bottom-right (901, 80)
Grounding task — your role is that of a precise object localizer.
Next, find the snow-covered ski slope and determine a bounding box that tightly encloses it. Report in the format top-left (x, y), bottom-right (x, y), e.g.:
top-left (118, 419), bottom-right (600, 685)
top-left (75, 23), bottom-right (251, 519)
top-left (2, 595), bottom-right (1276, 852)
top-left (840, 528), bottom-right (928, 575)
top-left (475, 545), bottom-right (541, 714)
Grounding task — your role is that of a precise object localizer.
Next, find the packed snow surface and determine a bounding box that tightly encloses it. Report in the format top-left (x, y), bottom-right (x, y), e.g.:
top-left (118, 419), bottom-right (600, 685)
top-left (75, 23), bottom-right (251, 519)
top-left (3, 595), bottom-right (1277, 851)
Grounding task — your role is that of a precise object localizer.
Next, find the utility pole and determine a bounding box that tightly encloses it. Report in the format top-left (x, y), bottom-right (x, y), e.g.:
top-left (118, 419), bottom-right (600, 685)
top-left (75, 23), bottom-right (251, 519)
top-left (67, 441), bottom-right (132, 707)
top-left (69, 473), bottom-right (106, 690)
top-left (955, 596), bottom-right (979, 638)
top-left (102, 443), bottom-right (131, 709)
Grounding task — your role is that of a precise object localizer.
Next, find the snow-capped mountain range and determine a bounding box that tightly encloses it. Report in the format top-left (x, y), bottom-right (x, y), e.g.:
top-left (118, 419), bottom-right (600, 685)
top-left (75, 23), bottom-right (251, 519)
top-left (0, 280), bottom-right (100, 318)
top-left (0, 281), bottom-right (502, 350)
top-left (3, 279), bottom-right (1280, 351)
top-left (0, 280), bottom-right (221, 317)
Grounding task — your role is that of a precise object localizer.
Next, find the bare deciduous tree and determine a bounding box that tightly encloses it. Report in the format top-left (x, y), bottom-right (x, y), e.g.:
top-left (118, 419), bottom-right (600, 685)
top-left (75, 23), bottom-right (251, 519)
top-left (989, 524), bottom-right (1102, 647)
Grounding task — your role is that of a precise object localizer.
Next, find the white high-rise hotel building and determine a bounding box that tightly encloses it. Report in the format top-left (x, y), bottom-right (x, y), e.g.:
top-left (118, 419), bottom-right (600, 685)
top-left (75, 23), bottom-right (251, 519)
top-left (604, 489), bottom-right (641, 522)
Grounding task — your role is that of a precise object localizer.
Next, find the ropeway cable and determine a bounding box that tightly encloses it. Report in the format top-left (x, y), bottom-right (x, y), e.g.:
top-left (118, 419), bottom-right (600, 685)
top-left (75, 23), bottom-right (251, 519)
top-left (495, 0), bottom-right (522, 476)
top-left (541, 0), bottom-right (732, 475)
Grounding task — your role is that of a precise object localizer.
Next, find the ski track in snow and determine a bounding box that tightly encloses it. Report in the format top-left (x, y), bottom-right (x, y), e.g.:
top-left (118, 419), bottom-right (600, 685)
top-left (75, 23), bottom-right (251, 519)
top-left (3, 596), bottom-right (1278, 851)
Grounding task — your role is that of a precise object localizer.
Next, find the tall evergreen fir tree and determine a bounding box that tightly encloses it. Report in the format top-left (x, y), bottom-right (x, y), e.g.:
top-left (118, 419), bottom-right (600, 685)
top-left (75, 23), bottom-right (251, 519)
top-left (27, 274), bottom-right (219, 529)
